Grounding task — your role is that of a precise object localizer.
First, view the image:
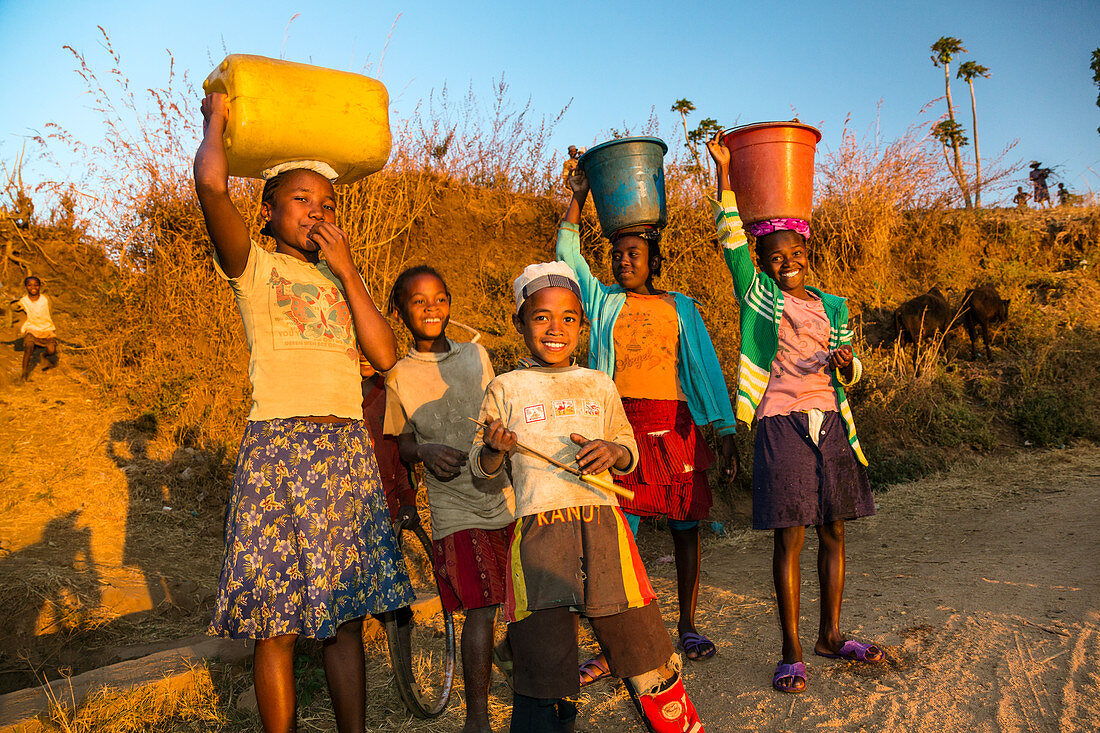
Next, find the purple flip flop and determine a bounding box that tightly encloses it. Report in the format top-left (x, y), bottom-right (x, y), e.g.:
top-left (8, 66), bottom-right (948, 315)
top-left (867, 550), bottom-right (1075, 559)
top-left (678, 631), bottom-right (717, 661)
top-left (772, 661), bottom-right (807, 693)
top-left (815, 639), bottom-right (886, 663)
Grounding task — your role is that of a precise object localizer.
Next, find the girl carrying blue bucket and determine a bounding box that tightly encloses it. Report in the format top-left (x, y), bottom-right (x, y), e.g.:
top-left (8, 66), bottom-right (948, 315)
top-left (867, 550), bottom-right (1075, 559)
top-left (556, 145), bottom-right (739, 679)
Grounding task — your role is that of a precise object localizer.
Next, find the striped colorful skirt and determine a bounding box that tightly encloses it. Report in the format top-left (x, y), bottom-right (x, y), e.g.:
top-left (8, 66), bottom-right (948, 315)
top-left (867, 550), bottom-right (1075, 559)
top-left (615, 398), bottom-right (714, 521)
top-left (210, 418), bottom-right (414, 640)
top-left (503, 504), bottom-right (656, 623)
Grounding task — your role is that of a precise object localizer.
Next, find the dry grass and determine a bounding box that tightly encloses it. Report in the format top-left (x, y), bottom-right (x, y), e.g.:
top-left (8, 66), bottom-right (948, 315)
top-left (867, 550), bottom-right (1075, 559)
top-left (37, 663), bottom-right (230, 732)
top-left (12, 35), bottom-right (1098, 480)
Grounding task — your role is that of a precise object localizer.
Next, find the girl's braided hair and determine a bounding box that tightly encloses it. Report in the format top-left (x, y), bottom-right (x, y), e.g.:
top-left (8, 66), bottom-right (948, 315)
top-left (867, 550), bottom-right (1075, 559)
top-left (387, 265), bottom-right (450, 316)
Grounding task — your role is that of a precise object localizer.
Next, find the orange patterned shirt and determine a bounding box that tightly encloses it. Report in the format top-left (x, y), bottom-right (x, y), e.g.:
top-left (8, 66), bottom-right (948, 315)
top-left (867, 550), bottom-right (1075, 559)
top-left (612, 293), bottom-right (687, 402)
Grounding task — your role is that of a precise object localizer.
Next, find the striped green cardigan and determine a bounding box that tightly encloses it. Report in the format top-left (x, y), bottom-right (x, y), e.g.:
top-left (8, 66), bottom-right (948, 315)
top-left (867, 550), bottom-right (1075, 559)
top-left (712, 191), bottom-right (868, 466)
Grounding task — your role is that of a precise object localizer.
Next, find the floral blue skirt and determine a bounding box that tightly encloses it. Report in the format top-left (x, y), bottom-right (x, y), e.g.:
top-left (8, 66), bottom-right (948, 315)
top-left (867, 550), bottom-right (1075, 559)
top-left (210, 418), bottom-right (414, 640)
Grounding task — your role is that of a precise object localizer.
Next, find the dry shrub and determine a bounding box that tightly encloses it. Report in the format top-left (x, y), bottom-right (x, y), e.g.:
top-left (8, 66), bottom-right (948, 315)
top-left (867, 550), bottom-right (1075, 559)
top-left (26, 33), bottom-right (1100, 490)
top-left (416, 76), bottom-right (570, 195)
top-left (812, 110), bottom-right (953, 305)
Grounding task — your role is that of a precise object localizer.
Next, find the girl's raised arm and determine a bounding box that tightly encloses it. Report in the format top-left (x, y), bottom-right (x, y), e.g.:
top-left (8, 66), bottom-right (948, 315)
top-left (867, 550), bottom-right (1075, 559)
top-left (555, 168), bottom-right (613, 313)
top-left (194, 93), bottom-right (250, 279)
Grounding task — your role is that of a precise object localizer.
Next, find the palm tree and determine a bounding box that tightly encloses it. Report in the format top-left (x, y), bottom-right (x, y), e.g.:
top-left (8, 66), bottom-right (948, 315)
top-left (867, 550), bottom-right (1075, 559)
top-left (957, 61), bottom-right (990, 206)
top-left (671, 99), bottom-right (708, 189)
top-left (671, 98), bottom-right (696, 149)
top-left (931, 36), bottom-right (972, 207)
top-left (931, 120), bottom-right (969, 188)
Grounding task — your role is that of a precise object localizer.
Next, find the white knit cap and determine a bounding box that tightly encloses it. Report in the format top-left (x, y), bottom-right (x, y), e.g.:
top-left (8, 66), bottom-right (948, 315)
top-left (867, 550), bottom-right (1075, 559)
top-left (513, 261), bottom-right (583, 314)
top-left (261, 160), bottom-right (340, 182)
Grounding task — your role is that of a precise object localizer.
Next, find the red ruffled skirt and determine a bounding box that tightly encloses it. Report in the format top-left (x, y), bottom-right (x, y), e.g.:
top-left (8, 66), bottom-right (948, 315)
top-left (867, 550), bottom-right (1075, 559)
top-left (615, 398), bottom-right (714, 521)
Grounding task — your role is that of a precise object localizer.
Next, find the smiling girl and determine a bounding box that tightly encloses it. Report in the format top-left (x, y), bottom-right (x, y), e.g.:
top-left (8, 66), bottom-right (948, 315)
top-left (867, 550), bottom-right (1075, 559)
top-left (555, 169), bottom-right (738, 672)
top-left (706, 132), bottom-right (882, 694)
top-left (383, 265), bottom-right (513, 733)
top-left (195, 92), bottom-right (413, 733)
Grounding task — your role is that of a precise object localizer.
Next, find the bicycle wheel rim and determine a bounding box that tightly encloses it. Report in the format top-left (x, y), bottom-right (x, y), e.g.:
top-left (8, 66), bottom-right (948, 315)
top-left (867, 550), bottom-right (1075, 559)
top-left (385, 522), bottom-right (456, 718)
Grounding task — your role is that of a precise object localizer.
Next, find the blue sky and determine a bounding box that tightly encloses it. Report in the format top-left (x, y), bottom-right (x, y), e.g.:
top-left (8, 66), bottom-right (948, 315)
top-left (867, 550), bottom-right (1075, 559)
top-left (1, 0), bottom-right (1097, 209)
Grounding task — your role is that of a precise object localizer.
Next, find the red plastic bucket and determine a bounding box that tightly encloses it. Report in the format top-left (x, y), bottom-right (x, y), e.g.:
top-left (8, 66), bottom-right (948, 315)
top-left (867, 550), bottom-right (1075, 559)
top-left (720, 122), bottom-right (821, 225)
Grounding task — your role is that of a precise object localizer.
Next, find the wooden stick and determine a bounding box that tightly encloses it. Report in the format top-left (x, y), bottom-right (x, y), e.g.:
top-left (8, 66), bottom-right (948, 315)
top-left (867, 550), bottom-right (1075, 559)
top-left (466, 417), bottom-right (635, 501)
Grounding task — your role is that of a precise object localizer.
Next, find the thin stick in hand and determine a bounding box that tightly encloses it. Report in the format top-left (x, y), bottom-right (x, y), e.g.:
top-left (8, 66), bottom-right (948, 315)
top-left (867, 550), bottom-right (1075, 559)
top-left (467, 417), bottom-right (635, 501)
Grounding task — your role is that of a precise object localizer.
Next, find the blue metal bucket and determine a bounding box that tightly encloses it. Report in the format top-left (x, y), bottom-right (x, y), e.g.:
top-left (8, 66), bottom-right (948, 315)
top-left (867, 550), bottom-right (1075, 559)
top-left (579, 136), bottom-right (668, 236)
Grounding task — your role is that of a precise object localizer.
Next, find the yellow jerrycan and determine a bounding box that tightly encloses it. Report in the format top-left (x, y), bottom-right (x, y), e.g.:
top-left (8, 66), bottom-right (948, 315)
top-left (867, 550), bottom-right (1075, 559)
top-left (203, 54), bottom-right (391, 184)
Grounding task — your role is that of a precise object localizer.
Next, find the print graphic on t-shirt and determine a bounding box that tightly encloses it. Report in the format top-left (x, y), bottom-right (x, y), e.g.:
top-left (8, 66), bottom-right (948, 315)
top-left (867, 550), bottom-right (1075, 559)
top-left (582, 400), bottom-right (601, 417)
top-left (523, 404), bottom-right (547, 423)
top-left (614, 302), bottom-right (678, 374)
top-left (268, 268), bottom-right (355, 358)
top-left (773, 308), bottom-right (830, 380)
top-left (552, 399), bottom-right (576, 417)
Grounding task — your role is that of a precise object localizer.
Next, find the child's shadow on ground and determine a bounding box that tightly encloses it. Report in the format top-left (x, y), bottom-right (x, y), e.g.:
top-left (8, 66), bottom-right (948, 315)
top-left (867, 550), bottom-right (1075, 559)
top-left (0, 510), bottom-right (102, 676)
top-left (106, 414), bottom-right (228, 615)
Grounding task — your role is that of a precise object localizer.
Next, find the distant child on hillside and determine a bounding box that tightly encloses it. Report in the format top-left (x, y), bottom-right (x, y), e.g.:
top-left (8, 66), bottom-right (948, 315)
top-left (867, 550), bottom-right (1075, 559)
top-left (195, 91), bottom-right (412, 733)
top-left (557, 168), bottom-right (738, 675)
top-left (471, 262), bottom-right (705, 733)
top-left (1013, 186), bottom-right (1030, 210)
top-left (707, 132), bottom-right (884, 694)
top-left (1056, 182), bottom-right (1079, 207)
top-left (15, 276), bottom-right (59, 381)
top-left (384, 265), bottom-right (514, 733)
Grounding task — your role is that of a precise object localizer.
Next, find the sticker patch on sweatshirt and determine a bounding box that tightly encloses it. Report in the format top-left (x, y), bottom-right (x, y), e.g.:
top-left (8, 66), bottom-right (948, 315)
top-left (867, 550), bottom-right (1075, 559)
top-left (582, 400), bottom-right (601, 417)
top-left (523, 404), bottom-right (546, 423)
top-left (552, 399), bottom-right (576, 417)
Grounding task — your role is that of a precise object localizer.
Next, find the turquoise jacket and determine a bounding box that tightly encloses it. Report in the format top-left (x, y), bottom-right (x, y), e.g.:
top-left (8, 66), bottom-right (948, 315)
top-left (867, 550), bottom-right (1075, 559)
top-left (556, 221), bottom-right (737, 436)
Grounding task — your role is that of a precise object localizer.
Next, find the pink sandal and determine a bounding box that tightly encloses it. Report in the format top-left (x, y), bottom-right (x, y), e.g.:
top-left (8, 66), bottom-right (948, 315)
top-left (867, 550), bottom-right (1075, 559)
top-left (773, 661), bottom-right (807, 693)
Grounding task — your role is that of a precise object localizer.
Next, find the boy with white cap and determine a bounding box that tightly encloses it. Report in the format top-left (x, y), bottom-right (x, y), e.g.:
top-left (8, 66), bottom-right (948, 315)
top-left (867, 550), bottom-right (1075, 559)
top-left (471, 262), bottom-right (705, 732)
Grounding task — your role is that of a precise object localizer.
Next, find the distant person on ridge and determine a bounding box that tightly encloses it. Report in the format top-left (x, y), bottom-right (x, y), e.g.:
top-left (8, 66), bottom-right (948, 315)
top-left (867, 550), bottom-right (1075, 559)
top-left (561, 146), bottom-right (582, 191)
top-left (14, 276), bottom-right (59, 381)
top-left (1056, 182), bottom-right (1079, 206)
top-left (1029, 162), bottom-right (1053, 208)
top-left (1012, 186), bottom-right (1030, 210)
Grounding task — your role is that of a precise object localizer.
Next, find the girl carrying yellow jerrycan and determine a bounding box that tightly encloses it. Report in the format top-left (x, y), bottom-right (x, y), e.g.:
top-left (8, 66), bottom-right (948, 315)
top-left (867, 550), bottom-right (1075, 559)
top-left (196, 55), bottom-right (410, 733)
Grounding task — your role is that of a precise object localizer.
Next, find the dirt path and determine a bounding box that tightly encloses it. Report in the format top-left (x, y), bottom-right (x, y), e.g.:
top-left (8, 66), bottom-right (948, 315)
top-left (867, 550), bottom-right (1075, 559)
top-left (1, 355), bottom-right (1097, 730)
top-left (0, 345), bottom-right (224, 696)
top-left (622, 446), bottom-right (1100, 732)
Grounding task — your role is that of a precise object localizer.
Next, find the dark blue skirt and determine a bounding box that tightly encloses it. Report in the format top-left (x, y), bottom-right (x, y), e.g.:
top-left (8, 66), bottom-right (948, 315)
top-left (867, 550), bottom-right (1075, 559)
top-left (210, 418), bottom-right (414, 640)
top-left (751, 411), bottom-right (875, 530)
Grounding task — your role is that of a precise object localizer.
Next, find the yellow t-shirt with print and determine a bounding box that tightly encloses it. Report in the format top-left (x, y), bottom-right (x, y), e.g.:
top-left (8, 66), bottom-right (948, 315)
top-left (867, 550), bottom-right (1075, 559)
top-left (215, 242), bottom-right (363, 421)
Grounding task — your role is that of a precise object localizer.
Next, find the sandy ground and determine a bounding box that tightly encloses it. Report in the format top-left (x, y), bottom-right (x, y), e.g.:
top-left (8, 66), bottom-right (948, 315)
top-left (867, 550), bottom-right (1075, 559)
top-left (1, 346), bottom-right (1097, 731)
